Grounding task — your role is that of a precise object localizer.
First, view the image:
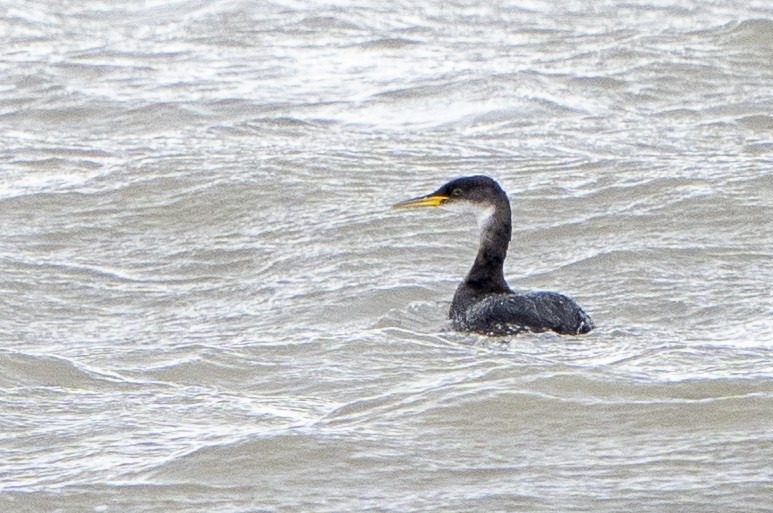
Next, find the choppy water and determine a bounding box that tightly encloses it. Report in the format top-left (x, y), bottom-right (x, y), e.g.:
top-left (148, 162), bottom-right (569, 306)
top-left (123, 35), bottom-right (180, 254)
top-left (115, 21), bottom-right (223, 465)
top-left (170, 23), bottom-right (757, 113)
top-left (1, 1), bottom-right (772, 512)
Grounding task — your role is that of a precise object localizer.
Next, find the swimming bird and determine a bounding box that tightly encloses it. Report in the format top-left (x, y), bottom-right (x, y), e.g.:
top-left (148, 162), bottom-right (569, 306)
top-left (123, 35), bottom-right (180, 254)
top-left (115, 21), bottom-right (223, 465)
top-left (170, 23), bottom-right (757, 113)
top-left (393, 175), bottom-right (594, 336)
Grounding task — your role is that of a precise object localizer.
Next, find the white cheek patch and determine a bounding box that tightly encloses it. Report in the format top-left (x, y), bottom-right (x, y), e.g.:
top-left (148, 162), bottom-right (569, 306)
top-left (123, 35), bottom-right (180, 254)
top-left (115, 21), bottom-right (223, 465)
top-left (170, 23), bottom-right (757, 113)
top-left (441, 202), bottom-right (495, 235)
top-left (476, 206), bottom-right (496, 232)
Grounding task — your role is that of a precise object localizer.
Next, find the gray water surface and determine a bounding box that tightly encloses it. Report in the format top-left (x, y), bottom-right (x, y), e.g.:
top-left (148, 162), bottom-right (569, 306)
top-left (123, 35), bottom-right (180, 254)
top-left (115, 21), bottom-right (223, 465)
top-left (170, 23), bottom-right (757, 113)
top-left (1, 1), bottom-right (772, 512)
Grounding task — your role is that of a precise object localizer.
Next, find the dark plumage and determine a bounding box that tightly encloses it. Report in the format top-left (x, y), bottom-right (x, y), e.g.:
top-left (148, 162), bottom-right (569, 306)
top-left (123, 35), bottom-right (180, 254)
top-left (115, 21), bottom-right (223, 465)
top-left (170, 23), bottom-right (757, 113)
top-left (393, 175), bottom-right (594, 336)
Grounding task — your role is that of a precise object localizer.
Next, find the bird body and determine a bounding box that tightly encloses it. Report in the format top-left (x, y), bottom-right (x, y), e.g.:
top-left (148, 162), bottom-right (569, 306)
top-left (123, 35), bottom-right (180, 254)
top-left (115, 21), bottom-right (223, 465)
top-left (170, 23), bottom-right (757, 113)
top-left (393, 175), bottom-right (594, 336)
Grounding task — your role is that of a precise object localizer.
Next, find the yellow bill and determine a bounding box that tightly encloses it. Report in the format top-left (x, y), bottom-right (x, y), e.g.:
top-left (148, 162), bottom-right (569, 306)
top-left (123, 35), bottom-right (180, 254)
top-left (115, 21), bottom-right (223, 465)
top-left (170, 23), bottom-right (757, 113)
top-left (392, 194), bottom-right (449, 210)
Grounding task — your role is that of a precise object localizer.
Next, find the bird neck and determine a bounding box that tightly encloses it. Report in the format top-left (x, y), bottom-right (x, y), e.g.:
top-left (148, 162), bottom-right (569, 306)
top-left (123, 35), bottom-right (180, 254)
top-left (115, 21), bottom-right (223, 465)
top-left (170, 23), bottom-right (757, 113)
top-left (464, 201), bottom-right (511, 293)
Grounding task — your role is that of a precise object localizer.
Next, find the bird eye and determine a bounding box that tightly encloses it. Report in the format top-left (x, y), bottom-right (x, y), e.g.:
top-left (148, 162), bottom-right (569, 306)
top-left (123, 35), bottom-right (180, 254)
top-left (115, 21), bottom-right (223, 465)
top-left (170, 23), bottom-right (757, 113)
top-left (452, 188), bottom-right (463, 196)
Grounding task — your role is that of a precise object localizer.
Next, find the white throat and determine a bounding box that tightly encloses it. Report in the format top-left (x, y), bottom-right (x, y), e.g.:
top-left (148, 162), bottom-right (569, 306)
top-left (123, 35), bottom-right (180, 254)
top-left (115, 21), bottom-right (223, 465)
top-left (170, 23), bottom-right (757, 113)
top-left (442, 202), bottom-right (496, 237)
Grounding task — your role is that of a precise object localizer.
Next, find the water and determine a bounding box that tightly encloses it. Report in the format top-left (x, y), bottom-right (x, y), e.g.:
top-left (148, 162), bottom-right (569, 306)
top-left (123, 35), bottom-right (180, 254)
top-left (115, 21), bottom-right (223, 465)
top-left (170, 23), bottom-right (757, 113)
top-left (1, 1), bottom-right (772, 511)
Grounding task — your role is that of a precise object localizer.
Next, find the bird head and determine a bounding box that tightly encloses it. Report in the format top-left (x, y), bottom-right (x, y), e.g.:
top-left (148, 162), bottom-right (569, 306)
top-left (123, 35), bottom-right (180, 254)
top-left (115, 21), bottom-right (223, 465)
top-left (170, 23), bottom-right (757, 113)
top-left (392, 175), bottom-right (508, 230)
